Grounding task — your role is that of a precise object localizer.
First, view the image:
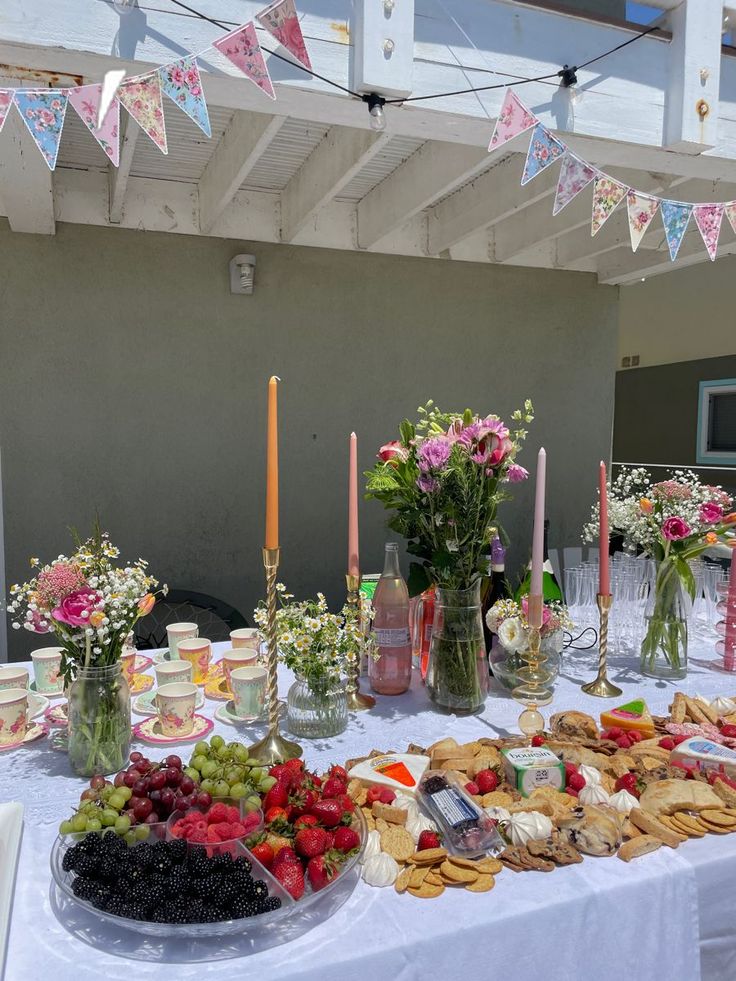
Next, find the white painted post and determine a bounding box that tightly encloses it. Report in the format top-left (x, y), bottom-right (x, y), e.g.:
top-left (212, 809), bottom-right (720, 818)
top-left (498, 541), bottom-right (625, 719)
top-left (663, 0), bottom-right (724, 152)
top-left (0, 446), bottom-right (7, 663)
top-left (352, 0), bottom-right (414, 98)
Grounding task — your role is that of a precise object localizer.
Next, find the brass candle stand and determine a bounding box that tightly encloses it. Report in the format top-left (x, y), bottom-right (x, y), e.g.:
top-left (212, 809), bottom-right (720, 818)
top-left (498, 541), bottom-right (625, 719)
top-left (511, 594), bottom-right (553, 743)
top-left (581, 593), bottom-right (622, 698)
top-left (248, 547), bottom-right (303, 764)
top-left (345, 573), bottom-right (375, 711)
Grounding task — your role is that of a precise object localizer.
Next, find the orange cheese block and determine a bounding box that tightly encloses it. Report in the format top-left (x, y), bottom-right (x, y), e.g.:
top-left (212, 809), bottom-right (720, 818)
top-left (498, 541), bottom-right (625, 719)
top-left (600, 699), bottom-right (655, 738)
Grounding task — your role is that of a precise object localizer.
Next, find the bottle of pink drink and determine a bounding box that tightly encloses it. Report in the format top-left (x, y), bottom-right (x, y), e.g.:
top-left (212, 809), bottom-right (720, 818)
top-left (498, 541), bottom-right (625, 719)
top-left (370, 543), bottom-right (413, 695)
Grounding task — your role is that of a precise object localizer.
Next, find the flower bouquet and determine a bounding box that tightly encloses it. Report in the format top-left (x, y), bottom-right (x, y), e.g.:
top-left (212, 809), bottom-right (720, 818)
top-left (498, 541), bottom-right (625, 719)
top-left (8, 526), bottom-right (163, 774)
top-left (486, 597), bottom-right (572, 690)
top-left (584, 468), bottom-right (735, 678)
top-left (366, 400), bottom-right (533, 712)
top-left (254, 587), bottom-right (366, 737)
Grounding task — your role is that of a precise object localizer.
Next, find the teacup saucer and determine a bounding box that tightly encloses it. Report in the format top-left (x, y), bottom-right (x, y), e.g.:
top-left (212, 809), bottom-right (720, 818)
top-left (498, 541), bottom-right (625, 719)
top-left (127, 673), bottom-right (154, 695)
top-left (214, 700), bottom-right (275, 727)
top-left (0, 722), bottom-right (48, 752)
top-left (133, 688), bottom-right (205, 716)
top-left (29, 681), bottom-right (65, 700)
top-left (132, 714), bottom-right (214, 745)
top-left (27, 692), bottom-right (50, 721)
top-left (44, 702), bottom-right (68, 726)
top-left (123, 654), bottom-right (153, 674)
top-left (204, 674), bottom-right (232, 702)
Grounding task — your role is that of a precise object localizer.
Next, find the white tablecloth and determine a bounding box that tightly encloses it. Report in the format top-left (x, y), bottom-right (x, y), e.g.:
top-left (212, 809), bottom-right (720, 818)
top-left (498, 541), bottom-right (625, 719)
top-left (4, 640), bottom-right (736, 981)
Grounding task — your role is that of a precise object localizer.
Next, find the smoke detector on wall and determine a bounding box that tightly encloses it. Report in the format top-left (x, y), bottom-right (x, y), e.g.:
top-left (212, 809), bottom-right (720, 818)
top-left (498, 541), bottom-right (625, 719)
top-left (230, 254), bottom-right (256, 295)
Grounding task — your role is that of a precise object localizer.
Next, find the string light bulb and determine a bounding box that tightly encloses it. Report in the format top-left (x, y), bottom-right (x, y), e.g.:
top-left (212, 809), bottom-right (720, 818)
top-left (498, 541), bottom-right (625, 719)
top-left (363, 92), bottom-right (387, 132)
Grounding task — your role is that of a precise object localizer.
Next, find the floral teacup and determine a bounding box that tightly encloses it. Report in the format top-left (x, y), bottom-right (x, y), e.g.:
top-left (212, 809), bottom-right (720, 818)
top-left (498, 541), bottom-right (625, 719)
top-left (229, 628), bottom-right (261, 651)
top-left (155, 659), bottom-right (193, 687)
top-left (177, 638), bottom-right (212, 686)
top-left (0, 666), bottom-right (29, 691)
top-left (0, 688), bottom-right (29, 745)
top-left (231, 666), bottom-right (267, 721)
top-left (166, 622), bottom-right (198, 660)
top-left (30, 647), bottom-right (64, 694)
top-left (222, 649), bottom-right (258, 688)
top-left (155, 682), bottom-right (197, 737)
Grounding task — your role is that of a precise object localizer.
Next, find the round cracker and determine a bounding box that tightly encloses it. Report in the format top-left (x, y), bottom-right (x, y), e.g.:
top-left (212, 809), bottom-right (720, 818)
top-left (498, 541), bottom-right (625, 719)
top-left (408, 881), bottom-right (445, 899)
top-left (700, 809), bottom-right (736, 827)
top-left (440, 860), bottom-right (478, 883)
top-left (381, 826), bottom-right (415, 862)
top-left (394, 867), bottom-right (412, 894)
top-left (465, 873), bottom-right (495, 893)
top-left (670, 813), bottom-right (705, 837)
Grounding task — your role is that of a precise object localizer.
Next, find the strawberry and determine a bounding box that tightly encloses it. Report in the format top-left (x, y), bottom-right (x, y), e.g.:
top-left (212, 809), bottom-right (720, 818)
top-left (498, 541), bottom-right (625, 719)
top-left (250, 841), bottom-right (274, 869)
top-left (273, 855), bottom-right (305, 900)
top-left (329, 765), bottom-right (348, 783)
top-left (333, 826), bottom-right (360, 854)
top-left (263, 783), bottom-right (289, 811)
top-left (271, 845), bottom-right (299, 870)
top-left (475, 769), bottom-right (499, 794)
top-left (614, 772), bottom-right (641, 799)
top-left (464, 781), bottom-right (480, 796)
top-left (567, 771), bottom-right (586, 792)
top-left (265, 832), bottom-right (293, 855)
top-left (321, 777), bottom-right (348, 800)
top-left (337, 794), bottom-right (356, 814)
top-left (658, 736), bottom-right (676, 751)
top-left (309, 798), bottom-right (344, 828)
top-left (417, 829), bottom-right (441, 851)
top-left (531, 734), bottom-right (545, 747)
top-left (365, 786), bottom-right (383, 805)
top-left (269, 763), bottom-right (287, 781)
top-left (294, 827), bottom-right (332, 858)
top-left (378, 787), bottom-right (396, 804)
top-left (565, 787), bottom-right (579, 798)
top-left (294, 814), bottom-right (319, 830)
top-left (284, 758), bottom-right (305, 775)
top-left (309, 773), bottom-right (323, 788)
top-left (265, 806), bottom-right (289, 824)
top-left (672, 734), bottom-right (689, 746)
top-left (290, 788), bottom-right (318, 819)
top-left (306, 853), bottom-right (340, 892)
top-left (563, 761), bottom-right (578, 777)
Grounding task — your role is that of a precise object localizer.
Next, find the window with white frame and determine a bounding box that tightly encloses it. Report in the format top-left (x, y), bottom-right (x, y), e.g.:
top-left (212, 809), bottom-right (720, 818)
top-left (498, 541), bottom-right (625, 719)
top-left (697, 380), bottom-right (736, 466)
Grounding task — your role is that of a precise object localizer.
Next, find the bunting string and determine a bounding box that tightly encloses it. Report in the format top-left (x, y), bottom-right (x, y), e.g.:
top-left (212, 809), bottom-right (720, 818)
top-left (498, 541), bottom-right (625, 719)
top-left (488, 89), bottom-right (736, 263)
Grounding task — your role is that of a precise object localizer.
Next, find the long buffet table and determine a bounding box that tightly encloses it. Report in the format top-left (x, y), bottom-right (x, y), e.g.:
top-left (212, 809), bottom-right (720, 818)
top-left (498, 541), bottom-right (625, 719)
top-left (4, 640), bottom-right (736, 981)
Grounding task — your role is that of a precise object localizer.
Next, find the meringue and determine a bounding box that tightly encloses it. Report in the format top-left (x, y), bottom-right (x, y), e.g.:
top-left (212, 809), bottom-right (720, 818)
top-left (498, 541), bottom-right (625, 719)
top-left (362, 852), bottom-right (400, 887)
top-left (362, 829), bottom-right (382, 861)
top-left (506, 811), bottom-right (553, 846)
top-left (578, 784), bottom-right (611, 806)
top-left (710, 696), bottom-right (736, 717)
top-left (578, 764), bottom-right (603, 787)
top-left (406, 811), bottom-right (437, 844)
top-left (485, 806), bottom-right (511, 824)
top-left (607, 789), bottom-right (640, 815)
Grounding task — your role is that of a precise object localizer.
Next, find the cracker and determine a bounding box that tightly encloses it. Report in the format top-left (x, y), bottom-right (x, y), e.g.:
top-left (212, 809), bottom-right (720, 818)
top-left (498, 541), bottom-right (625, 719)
top-left (671, 692), bottom-right (687, 725)
top-left (380, 826), bottom-right (415, 862)
top-left (465, 873), bottom-right (495, 893)
top-left (424, 871), bottom-right (444, 886)
top-left (409, 865), bottom-right (430, 888)
top-left (439, 860), bottom-right (478, 883)
top-left (508, 800), bottom-right (554, 818)
top-left (375, 818), bottom-right (389, 833)
top-left (694, 816), bottom-right (730, 834)
top-left (669, 812), bottom-right (705, 838)
top-left (482, 790), bottom-right (514, 809)
top-left (694, 698), bottom-right (719, 725)
top-left (372, 801), bottom-right (408, 825)
top-left (408, 847), bottom-right (447, 865)
top-left (618, 835), bottom-right (662, 862)
top-left (684, 696), bottom-right (710, 725)
top-left (711, 779), bottom-right (736, 808)
top-left (700, 809), bottom-right (736, 827)
top-left (408, 882), bottom-right (445, 899)
top-left (394, 867), bottom-right (412, 893)
top-left (629, 807), bottom-right (683, 847)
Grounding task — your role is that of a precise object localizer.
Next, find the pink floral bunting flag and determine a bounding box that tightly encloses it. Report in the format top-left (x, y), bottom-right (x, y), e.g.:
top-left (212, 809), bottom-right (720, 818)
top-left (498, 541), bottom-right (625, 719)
top-left (693, 203), bottom-right (724, 261)
top-left (0, 89), bottom-right (12, 134)
top-left (118, 74), bottom-right (168, 153)
top-left (256, 0), bottom-right (311, 70)
top-left (68, 83), bottom-right (120, 166)
top-left (591, 176), bottom-right (627, 236)
top-left (725, 202), bottom-right (736, 235)
top-left (159, 56), bottom-right (211, 137)
top-left (214, 23), bottom-right (276, 100)
top-left (12, 89), bottom-right (68, 170)
top-left (553, 154), bottom-right (596, 215)
top-left (488, 89), bottom-right (538, 152)
top-left (627, 191), bottom-right (659, 251)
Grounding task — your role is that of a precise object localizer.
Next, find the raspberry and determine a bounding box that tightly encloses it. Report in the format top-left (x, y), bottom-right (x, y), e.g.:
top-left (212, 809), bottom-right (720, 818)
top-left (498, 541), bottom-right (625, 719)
top-left (464, 781), bottom-right (480, 796)
top-left (672, 734), bottom-right (689, 746)
top-left (607, 727), bottom-right (624, 739)
top-left (615, 735), bottom-right (632, 749)
top-left (627, 730), bottom-right (643, 743)
top-left (207, 803), bottom-right (229, 824)
top-left (531, 735), bottom-right (545, 747)
top-left (226, 806), bottom-right (240, 824)
top-left (378, 787), bottom-right (396, 805)
top-left (563, 761), bottom-right (578, 777)
top-left (366, 787), bottom-right (383, 805)
top-left (658, 737), bottom-right (675, 751)
top-left (565, 787), bottom-right (579, 798)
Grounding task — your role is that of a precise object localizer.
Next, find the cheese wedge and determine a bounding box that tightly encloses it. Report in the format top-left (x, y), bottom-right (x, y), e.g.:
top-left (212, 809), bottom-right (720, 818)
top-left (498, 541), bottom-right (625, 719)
top-left (348, 753), bottom-right (430, 794)
top-left (600, 699), bottom-right (655, 738)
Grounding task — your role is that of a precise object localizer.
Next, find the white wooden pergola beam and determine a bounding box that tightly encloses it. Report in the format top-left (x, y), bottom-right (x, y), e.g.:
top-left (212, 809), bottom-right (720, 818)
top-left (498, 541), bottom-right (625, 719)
top-left (198, 111), bottom-right (286, 234)
top-left (427, 153), bottom-right (556, 256)
top-left (597, 232), bottom-right (736, 285)
top-left (281, 126), bottom-right (390, 244)
top-left (108, 112), bottom-right (138, 224)
top-left (0, 80), bottom-right (54, 234)
top-left (357, 141), bottom-right (488, 250)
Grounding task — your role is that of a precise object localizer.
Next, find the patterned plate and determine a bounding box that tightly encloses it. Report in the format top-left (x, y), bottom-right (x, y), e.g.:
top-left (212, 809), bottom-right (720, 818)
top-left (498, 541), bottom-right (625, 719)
top-left (123, 654), bottom-right (153, 674)
top-left (127, 673), bottom-right (154, 695)
top-left (132, 714), bottom-right (214, 746)
top-left (133, 688), bottom-right (205, 717)
top-left (27, 692), bottom-right (50, 721)
top-left (214, 700), bottom-right (278, 727)
top-left (0, 722), bottom-right (48, 752)
top-left (44, 702), bottom-right (68, 726)
top-left (29, 681), bottom-right (65, 700)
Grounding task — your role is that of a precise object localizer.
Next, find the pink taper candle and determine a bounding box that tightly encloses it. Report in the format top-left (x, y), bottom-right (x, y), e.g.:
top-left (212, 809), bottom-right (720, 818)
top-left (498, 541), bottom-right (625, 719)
top-left (348, 432), bottom-right (360, 577)
top-left (530, 447), bottom-right (546, 616)
top-left (725, 548), bottom-right (736, 671)
top-left (599, 461), bottom-right (610, 596)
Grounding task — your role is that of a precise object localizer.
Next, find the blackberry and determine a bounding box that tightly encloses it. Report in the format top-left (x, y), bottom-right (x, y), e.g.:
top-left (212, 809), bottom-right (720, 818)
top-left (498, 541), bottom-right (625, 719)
top-left (216, 878), bottom-right (240, 907)
top-left (105, 896), bottom-right (128, 917)
top-left (168, 838), bottom-right (187, 864)
top-left (233, 898), bottom-right (261, 919)
top-left (124, 864), bottom-right (147, 887)
top-left (262, 896), bottom-right (281, 912)
top-left (126, 902), bottom-right (148, 921)
top-left (151, 853), bottom-right (172, 876)
top-left (62, 845), bottom-right (80, 872)
top-left (73, 854), bottom-right (99, 878)
top-left (252, 880), bottom-right (268, 899)
top-left (96, 856), bottom-right (120, 883)
top-left (231, 868), bottom-right (253, 891)
top-left (196, 874), bottom-right (222, 900)
top-left (211, 853), bottom-right (234, 872)
top-left (77, 834), bottom-right (102, 856)
top-left (186, 847), bottom-right (209, 877)
top-left (166, 868), bottom-right (190, 897)
top-left (199, 904), bottom-right (221, 923)
top-left (208, 906), bottom-right (228, 922)
top-left (233, 855), bottom-right (252, 874)
top-left (130, 842), bottom-right (155, 869)
top-left (71, 876), bottom-right (95, 901)
top-left (161, 898), bottom-right (189, 924)
top-left (187, 899), bottom-right (205, 923)
top-left (101, 831), bottom-right (126, 853)
top-left (89, 883), bottom-right (112, 909)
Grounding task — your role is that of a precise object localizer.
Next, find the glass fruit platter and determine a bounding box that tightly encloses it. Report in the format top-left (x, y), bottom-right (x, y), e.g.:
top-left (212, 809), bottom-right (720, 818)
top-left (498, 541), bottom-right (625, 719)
top-left (50, 805), bottom-right (367, 941)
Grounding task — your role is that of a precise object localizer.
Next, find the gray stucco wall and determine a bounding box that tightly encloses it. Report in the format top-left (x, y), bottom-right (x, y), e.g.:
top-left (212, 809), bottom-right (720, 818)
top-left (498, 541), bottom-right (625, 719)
top-left (0, 220), bottom-right (618, 660)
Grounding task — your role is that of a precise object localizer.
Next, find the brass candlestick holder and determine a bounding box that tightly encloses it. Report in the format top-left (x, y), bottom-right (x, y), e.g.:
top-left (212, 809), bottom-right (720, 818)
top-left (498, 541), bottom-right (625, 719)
top-left (511, 595), bottom-right (553, 743)
top-left (345, 573), bottom-right (375, 711)
top-left (248, 547), bottom-right (303, 765)
top-left (581, 593), bottom-right (622, 698)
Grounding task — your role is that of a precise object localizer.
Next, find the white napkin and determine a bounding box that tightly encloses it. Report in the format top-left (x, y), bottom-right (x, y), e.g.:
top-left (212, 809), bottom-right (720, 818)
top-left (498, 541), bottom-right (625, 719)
top-left (0, 802), bottom-right (23, 978)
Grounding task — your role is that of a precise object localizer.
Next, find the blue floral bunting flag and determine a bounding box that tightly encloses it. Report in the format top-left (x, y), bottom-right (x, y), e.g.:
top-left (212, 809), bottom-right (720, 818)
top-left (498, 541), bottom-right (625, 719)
top-left (13, 89), bottom-right (68, 170)
top-left (660, 200), bottom-right (692, 261)
top-left (520, 124), bottom-right (564, 186)
top-left (159, 56), bottom-right (211, 138)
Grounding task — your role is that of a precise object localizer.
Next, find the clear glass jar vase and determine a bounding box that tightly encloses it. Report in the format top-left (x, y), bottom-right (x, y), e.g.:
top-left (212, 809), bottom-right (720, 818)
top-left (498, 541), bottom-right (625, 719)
top-left (286, 675), bottom-right (348, 738)
top-left (67, 663), bottom-right (131, 776)
top-left (640, 558), bottom-right (688, 680)
top-left (489, 629), bottom-right (563, 691)
top-left (425, 582), bottom-right (488, 714)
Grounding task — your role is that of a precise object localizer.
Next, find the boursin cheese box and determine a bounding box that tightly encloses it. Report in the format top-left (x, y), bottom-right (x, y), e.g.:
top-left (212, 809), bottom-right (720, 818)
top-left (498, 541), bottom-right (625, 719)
top-left (502, 746), bottom-right (565, 797)
top-left (670, 737), bottom-right (736, 778)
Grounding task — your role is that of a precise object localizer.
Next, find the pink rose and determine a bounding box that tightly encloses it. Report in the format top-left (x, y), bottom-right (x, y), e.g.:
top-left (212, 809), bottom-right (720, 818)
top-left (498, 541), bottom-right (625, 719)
top-left (52, 589), bottom-right (102, 627)
top-left (700, 502), bottom-right (723, 524)
top-left (521, 595), bottom-right (551, 626)
top-left (661, 517), bottom-right (691, 541)
top-left (378, 441), bottom-right (408, 464)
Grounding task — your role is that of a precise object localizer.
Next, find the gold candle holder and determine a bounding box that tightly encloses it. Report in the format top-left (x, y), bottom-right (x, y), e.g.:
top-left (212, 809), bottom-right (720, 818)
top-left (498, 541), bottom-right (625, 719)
top-left (581, 593), bottom-right (622, 698)
top-left (511, 594), bottom-right (553, 743)
top-left (345, 573), bottom-right (375, 711)
top-left (248, 547), bottom-right (303, 765)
